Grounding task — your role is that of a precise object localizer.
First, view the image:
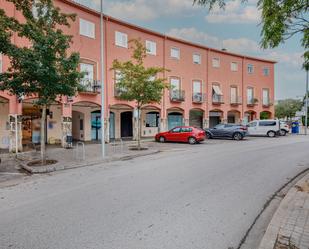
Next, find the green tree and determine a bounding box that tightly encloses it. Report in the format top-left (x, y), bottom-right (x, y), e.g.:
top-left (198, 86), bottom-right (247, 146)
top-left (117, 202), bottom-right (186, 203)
top-left (275, 98), bottom-right (303, 119)
top-left (111, 39), bottom-right (168, 150)
top-left (193, 0), bottom-right (309, 68)
top-left (0, 0), bottom-right (82, 164)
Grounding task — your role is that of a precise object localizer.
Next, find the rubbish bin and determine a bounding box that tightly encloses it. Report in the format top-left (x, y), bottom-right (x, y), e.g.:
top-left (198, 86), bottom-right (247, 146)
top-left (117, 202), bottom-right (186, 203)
top-left (291, 122), bottom-right (299, 134)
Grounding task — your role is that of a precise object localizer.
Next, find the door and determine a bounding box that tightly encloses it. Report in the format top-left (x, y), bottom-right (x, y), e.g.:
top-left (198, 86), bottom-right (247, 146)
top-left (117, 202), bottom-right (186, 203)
top-left (109, 112), bottom-right (115, 140)
top-left (247, 121), bottom-right (258, 135)
top-left (165, 127), bottom-right (181, 142)
top-left (168, 113), bottom-right (183, 130)
top-left (180, 127), bottom-right (193, 142)
top-left (121, 111), bottom-right (133, 138)
top-left (212, 124), bottom-right (225, 137)
top-left (91, 111), bottom-right (101, 141)
top-left (209, 116), bottom-right (221, 128)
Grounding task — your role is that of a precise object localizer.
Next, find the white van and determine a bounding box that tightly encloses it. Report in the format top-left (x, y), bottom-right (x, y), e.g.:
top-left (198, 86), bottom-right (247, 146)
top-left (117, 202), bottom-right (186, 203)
top-left (247, 119), bottom-right (280, 137)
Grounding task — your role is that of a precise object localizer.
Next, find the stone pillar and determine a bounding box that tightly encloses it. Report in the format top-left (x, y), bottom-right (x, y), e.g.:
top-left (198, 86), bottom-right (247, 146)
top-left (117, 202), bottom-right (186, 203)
top-left (160, 118), bottom-right (167, 132)
top-left (61, 103), bottom-right (72, 148)
top-left (222, 111), bottom-right (228, 124)
top-left (203, 118), bottom-right (209, 129)
top-left (133, 108), bottom-right (138, 141)
top-left (9, 115), bottom-right (22, 153)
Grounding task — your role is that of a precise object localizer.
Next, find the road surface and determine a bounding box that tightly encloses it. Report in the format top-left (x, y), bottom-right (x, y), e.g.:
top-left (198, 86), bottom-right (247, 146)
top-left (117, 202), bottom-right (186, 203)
top-left (1, 136), bottom-right (309, 249)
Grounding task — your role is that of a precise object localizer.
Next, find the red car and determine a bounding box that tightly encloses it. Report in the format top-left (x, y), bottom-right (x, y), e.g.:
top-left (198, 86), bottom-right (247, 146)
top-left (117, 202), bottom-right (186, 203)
top-left (155, 126), bottom-right (206, 144)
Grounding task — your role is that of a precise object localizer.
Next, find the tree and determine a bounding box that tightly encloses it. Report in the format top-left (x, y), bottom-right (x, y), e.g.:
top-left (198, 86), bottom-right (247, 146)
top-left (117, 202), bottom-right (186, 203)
top-left (275, 98), bottom-right (302, 119)
top-left (193, 0), bottom-right (309, 68)
top-left (111, 39), bottom-right (168, 150)
top-left (0, 0), bottom-right (82, 164)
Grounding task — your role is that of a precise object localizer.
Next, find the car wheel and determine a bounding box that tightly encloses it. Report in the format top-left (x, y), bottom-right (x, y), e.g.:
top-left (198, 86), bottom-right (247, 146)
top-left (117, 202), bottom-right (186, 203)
top-left (267, 131), bottom-right (276, 138)
top-left (206, 132), bottom-right (212, 139)
top-left (159, 136), bottom-right (165, 143)
top-left (280, 129), bottom-right (287, 136)
top-left (233, 132), bottom-right (243, 140)
top-left (188, 137), bottom-right (197, 145)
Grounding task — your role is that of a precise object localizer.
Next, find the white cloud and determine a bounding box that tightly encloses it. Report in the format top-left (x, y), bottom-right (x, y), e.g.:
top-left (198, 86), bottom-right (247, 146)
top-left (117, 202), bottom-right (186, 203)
top-left (166, 27), bottom-right (304, 69)
top-left (205, 0), bottom-right (261, 24)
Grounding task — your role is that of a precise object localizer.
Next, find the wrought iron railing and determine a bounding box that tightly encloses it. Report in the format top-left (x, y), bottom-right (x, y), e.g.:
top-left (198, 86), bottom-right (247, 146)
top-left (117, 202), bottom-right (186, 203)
top-left (230, 96), bottom-right (242, 105)
top-left (170, 89), bottom-right (185, 102)
top-left (79, 79), bottom-right (101, 93)
top-left (192, 93), bottom-right (206, 103)
top-left (212, 94), bottom-right (224, 104)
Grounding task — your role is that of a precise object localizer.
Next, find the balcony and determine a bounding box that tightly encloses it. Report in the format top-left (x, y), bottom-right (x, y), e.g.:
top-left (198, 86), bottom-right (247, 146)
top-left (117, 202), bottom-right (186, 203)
top-left (114, 84), bottom-right (127, 97)
top-left (192, 93), bottom-right (206, 103)
top-left (247, 98), bottom-right (259, 107)
top-left (79, 79), bottom-right (101, 94)
top-left (262, 100), bottom-right (273, 107)
top-left (212, 94), bottom-right (224, 104)
top-left (230, 96), bottom-right (242, 106)
top-left (170, 89), bottom-right (185, 102)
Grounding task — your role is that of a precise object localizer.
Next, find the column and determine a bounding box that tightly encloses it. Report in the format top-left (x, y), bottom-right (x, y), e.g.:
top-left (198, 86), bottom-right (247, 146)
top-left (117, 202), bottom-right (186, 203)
top-left (9, 99), bottom-right (22, 153)
top-left (61, 103), bottom-right (72, 148)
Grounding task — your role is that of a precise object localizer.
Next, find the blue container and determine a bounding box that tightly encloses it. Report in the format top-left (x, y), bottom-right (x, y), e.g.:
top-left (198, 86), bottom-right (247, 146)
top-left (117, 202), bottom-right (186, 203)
top-left (291, 122), bottom-right (299, 134)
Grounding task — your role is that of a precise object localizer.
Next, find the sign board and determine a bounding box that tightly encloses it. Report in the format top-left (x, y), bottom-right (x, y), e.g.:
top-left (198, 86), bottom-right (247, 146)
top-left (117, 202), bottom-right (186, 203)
top-left (296, 111), bottom-right (306, 117)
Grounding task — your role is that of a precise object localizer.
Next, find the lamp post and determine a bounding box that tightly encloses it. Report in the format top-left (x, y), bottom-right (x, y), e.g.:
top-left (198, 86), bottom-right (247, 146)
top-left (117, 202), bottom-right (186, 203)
top-left (305, 68), bottom-right (308, 135)
top-left (100, 0), bottom-right (106, 157)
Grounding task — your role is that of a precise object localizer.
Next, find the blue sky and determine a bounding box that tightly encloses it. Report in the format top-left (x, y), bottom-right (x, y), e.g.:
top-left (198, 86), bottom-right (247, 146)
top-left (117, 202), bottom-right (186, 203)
top-left (76, 0), bottom-right (306, 100)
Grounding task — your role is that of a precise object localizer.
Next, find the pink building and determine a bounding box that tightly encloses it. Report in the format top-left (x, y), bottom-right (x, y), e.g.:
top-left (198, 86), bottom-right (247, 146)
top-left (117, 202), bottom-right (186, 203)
top-left (0, 0), bottom-right (275, 151)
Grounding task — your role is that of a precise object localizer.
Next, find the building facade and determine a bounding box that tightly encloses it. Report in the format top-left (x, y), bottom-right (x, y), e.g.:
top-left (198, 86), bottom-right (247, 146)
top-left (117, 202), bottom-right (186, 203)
top-left (0, 0), bottom-right (275, 150)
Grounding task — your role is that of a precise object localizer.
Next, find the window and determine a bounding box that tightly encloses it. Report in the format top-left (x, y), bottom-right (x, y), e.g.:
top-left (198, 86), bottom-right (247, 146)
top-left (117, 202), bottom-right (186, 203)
top-left (170, 78), bottom-right (180, 90)
top-left (193, 53), bottom-right (201, 64)
top-left (247, 64), bottom-right (254, 74)
top-left (146, 40), bottom-right (156, 55)
top-left (32, 0), bottom-right (48, 19)
top-left (247, 87), bottom-right (254, 103)
top-left (263, 67), bottom-right (270, 76)
top-left (212, 58), bottom-right (220, 68)
top-left (212, 84), bottom-right (223, 103)
top-left (248, 121), bottom-right (257, 127)
top-left (231, 62), bottom-right (238, 71)
top-left (171, 47), bottom-right (180, 59)
top-left (259, 121), bottom-right (276, 126)
top-left (80, 63), bottom-right (94, 82)
top-left (171, 127), bottom-right (181, 133)
top-left (263, 89), bottom-right (270, 105)
top-left (181, 127), bottom-right (193, 132)
top-left (193, 81), bottom-right (202, 94)
top-left (115, 31), bottom-right (128, 48)
top-left (79, 18), bottom-right (95, 38)
top-left (0, 53), bottom-right (2, 73)
top-left (230, 86), bottom-right (237, 103)
top-left (146, 112), bottom-right (159, 127)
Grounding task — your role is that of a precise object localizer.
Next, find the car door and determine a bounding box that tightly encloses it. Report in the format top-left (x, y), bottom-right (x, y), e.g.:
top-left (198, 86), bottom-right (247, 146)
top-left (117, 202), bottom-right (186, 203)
top-left (247, 121), bottom-right (258, 135)
top-left (212, 124), bottom-right (225, 137)
top-left (165, 127), bottom-right (181, 142)
top-left (180, 127), bottom-right (192, 142)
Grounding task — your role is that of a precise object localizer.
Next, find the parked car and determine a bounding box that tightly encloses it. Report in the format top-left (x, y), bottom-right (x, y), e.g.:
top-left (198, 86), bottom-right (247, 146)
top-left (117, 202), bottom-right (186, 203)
top-left (155, 126), bottom-right (206, 144)
top-left (204, 124), bottom-right (248, 140)
top-left (279, 121), bottom-right (290, 136)
top-left (247, 119), bottom-right (280, 137)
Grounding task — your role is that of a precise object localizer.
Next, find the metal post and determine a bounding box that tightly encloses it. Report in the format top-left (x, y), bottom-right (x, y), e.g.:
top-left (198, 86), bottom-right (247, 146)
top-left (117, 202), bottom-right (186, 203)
top-left (100, 0), bottom-right (106, 157)
top-left (15, 114), bottom-right (18, 156)
top-left (305, 69), bottom-right (308, 135)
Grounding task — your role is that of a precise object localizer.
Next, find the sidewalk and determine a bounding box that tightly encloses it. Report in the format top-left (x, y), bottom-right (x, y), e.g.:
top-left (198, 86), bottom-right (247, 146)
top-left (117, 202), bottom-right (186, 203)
top-left (16, 139), bottom-right (160, 174)
top-left (258, 172), bottom-right (309, 249)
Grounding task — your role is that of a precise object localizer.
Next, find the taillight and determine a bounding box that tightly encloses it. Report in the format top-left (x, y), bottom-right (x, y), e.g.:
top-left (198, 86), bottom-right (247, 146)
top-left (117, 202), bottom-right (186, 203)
top-left (240, 126), bottom-right (247, 131)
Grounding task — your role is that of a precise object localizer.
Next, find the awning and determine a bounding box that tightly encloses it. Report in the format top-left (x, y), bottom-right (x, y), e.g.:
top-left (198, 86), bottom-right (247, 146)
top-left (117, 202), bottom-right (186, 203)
top-left (212, 85), bottom-right (223, 95)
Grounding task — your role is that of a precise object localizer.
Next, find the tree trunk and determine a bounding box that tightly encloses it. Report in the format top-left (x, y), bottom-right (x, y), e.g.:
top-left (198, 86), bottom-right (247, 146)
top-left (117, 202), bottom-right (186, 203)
top-left (137, 106), bottom-right (142, 150)
top-left (40, 105), bottom-right (47, 164)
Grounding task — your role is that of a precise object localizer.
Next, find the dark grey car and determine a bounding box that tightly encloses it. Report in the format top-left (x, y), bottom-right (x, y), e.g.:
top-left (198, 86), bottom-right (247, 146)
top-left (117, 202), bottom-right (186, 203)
top-left (204, 124), bottom-right (248, 140)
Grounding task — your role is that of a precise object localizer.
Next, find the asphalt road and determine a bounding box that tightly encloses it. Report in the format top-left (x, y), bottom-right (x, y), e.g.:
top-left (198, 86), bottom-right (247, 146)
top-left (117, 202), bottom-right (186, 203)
top-left (1, 135), bottom-right (309, 249)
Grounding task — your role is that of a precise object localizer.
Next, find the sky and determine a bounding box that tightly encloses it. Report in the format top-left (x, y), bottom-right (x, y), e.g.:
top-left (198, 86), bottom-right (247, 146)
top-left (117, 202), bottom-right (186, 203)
top-left (75, 0), bottom-right (306, 100)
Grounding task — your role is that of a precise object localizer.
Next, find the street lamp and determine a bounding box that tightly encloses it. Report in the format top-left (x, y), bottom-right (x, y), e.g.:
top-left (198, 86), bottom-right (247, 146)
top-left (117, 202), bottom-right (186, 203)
top-left (305, 68), bottom-right (308, 135)
top-left (100, 0), bottom-right (106, 157)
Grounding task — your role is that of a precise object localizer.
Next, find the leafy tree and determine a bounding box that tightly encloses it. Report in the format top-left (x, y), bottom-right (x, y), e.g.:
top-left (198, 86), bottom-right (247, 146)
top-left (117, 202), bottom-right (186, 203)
top-left (193, 0), bottom-right (309, 68)
top-left (111, 39), bottom-right (168, 150)
top-left (275, 98), bottom-right (303, 119)
top-left (0, 0), bottom-right (82, 163)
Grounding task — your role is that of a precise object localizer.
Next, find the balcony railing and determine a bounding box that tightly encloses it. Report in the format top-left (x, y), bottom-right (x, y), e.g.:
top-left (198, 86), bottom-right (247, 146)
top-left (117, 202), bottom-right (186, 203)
top-left (114, 84), bottom-right (127, 97)
top-left (170, 89), bottom-right (185, 102)
top-left (262, 100), bottom-right (273, 107)
top-left (212, 94), bottom-right (224, 104)
top-left (192, 93), bottom-right (206, 103)
top-left (247, 98), bottom-right (259, 106)
top-left (230, 96), bottom-right (242, 105)
top-left (79, 79), bottom-right (101, 93)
